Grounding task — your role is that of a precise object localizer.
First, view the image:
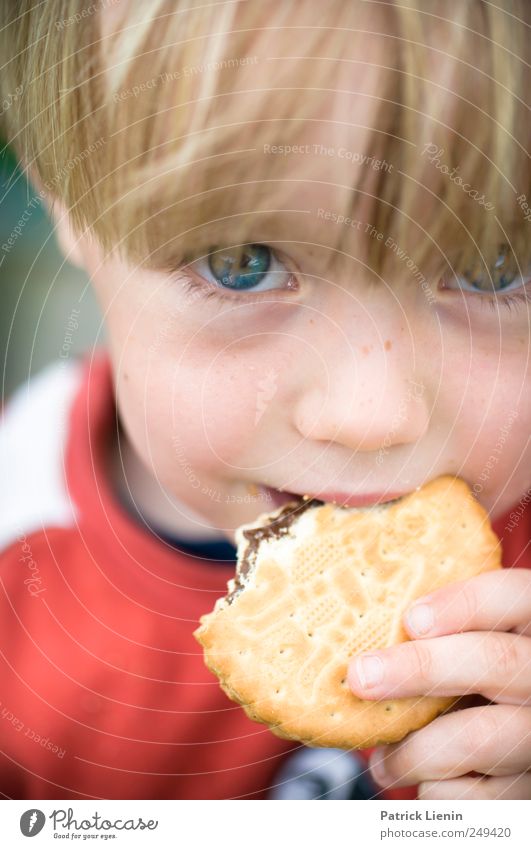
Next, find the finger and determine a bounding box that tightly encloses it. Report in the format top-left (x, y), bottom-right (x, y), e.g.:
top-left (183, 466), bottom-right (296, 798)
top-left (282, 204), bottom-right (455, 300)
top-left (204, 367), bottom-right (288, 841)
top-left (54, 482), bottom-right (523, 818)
top-left (418, 771), bottom-right (531, 800)
top-left (347, 631), bottom-right (531, 704)
top-left (403, 569), bottom-right (531, 640)
top-left (368, 704), bottom-right (531, 789)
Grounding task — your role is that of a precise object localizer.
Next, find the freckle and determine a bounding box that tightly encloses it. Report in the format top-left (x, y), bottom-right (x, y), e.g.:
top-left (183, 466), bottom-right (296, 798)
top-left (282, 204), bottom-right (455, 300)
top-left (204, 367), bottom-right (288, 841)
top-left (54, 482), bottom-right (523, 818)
top-left (384, 340), bottom-right (392, 351)
top-left (362, 345), bottom-right (370, 356)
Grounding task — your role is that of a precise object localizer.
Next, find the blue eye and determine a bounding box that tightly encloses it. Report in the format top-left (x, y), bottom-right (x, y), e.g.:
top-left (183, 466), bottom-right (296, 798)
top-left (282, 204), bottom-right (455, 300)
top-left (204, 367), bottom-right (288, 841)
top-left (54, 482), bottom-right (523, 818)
top-left (189, 243), bottom-right (293, 294)
top-left (441, 246), bottom-right (529, 297)
top-left (208, 244), bottom-right (271, 290)
top-left (462, 247), bottom-right (521, 293)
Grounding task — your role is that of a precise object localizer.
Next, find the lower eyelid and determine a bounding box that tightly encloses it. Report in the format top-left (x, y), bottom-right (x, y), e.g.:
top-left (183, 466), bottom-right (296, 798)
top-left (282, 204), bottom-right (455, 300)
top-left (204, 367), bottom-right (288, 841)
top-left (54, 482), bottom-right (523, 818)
top-left (179, 269), bottom-right (300, 305)
top-left (492, 287), bottom-right (531, 310)
top-left (470, 290), bottom-right (529, 313)
top-left (437, 277), bottom-right (531, 315)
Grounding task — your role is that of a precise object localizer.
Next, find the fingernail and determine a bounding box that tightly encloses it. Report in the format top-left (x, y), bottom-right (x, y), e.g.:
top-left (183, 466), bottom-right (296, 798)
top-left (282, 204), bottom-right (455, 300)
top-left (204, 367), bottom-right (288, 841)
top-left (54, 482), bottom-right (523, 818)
top-left (354, 654), bottom-right (384, 688)
top-left (369, 749), bottom-right (390, 787)
top-left (406, 603), bottom-right (434, 636)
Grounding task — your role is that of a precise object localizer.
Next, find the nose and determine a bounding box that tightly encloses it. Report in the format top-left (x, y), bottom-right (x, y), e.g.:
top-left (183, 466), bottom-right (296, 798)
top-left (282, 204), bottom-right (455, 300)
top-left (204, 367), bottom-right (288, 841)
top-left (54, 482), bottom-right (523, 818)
top-left (293, 338), bottom-right (430, 454)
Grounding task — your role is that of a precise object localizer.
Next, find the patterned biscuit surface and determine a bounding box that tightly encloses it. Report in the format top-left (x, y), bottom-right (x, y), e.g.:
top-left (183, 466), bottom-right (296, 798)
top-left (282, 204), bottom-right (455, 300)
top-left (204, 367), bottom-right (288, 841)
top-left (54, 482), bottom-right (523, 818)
top-left (194, 476), bottom-right (502, 748)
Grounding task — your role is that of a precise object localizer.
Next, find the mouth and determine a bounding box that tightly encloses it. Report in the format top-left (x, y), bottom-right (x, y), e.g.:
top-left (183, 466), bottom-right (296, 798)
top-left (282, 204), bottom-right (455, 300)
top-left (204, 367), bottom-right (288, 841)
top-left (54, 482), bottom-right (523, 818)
top-left (258, 484), bottom-right (409, 510)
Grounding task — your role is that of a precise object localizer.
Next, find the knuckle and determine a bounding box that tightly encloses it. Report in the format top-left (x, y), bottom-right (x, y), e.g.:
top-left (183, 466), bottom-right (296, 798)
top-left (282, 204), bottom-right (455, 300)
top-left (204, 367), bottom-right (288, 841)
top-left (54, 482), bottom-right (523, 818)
top-left (474, 708), bottom-right (504, 755)
top-left (458, 708), bottom-right (503, 762)
top-left (460, 582), bottom-right (478, 626)
top-left (386, 742), bottom-right (419, 782)
top-left (409, 641), bottom-right (435, 686)
top-left (483, 633), bottom-right (520, 684)
top-left (459, 713), bottom-right (487, 758)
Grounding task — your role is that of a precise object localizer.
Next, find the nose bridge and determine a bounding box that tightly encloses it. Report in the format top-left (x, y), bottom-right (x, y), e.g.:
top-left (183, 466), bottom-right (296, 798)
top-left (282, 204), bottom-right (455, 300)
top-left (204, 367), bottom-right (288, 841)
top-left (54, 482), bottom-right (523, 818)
top-left (294, 315), bottom-right (430, 451)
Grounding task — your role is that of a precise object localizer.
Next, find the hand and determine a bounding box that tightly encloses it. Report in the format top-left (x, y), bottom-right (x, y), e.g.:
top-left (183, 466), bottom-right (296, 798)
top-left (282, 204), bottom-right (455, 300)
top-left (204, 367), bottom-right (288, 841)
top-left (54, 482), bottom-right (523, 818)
top-left (347, 569), bottom-right (531, 799)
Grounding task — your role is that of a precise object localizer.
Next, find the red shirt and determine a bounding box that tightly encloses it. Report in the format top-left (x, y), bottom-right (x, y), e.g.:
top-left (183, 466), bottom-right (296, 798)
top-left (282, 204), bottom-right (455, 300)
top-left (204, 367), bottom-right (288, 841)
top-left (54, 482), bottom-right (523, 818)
top-left (0, 352), bottom-right (528, 800)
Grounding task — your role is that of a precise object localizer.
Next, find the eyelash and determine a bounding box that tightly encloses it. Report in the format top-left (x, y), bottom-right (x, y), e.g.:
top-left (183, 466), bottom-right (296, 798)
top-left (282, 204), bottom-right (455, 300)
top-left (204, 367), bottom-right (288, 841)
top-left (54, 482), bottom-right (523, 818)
top-left (178, 274), bottom-right (298, 306)
top-left (438, 275), bottom-right (531, 314)
top-left (182, 275), bottom-right (233, 304)
top-left (173, 251), bottom-right (531, 315)
top-left (482, 289), bottom-right (531, 314)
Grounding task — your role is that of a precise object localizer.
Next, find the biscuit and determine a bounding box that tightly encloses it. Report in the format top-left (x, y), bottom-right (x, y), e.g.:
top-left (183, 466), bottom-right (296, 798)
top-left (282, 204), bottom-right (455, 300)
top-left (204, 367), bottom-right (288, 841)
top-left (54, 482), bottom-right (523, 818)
top-left (194, 476), bottom-right (502, 749)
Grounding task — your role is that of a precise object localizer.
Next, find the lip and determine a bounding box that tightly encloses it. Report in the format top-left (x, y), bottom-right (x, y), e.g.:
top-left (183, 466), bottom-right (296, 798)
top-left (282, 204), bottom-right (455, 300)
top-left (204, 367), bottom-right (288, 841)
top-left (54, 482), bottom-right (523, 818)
top-left (260, 485), bottom-right (408, 509)
top-left (310, 489), bottom-right (407, 507)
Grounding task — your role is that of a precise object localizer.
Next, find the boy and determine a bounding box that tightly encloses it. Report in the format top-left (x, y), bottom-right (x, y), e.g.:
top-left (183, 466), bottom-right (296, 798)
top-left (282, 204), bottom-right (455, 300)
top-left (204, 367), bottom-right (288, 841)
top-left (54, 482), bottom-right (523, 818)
top-left (0, 0), bottom-right (529, 801)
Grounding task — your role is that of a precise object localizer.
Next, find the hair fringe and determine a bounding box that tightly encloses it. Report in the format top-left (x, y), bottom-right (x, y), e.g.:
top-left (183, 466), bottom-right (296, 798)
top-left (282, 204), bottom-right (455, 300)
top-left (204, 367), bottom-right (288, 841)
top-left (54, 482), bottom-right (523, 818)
top-left (1, 0), bottom-right (529, 282)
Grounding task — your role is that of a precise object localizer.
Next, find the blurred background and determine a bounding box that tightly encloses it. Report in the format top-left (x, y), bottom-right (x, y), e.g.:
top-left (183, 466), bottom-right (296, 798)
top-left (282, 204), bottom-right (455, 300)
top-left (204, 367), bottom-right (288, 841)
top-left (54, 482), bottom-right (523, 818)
top-left (0, 141), bottom-right (102, 402)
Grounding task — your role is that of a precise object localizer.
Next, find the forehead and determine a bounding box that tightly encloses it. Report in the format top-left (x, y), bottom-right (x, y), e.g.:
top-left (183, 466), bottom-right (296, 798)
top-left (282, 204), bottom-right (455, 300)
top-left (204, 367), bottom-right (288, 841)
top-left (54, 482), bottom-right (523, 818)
top-left (102, 0), bottom-right (391, 153)
top-left (212, 1), bottom-right (392, 153)
top-left (170, 9), bottom-right (397, 261)
top-left (94, 1), bottom-right (518, 280)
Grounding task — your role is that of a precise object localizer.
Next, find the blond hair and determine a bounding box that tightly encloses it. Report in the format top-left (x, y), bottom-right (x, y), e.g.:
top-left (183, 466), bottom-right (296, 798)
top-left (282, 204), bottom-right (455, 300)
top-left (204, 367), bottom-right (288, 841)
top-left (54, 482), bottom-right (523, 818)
top-left (1, 0), bottom-right (529, 283)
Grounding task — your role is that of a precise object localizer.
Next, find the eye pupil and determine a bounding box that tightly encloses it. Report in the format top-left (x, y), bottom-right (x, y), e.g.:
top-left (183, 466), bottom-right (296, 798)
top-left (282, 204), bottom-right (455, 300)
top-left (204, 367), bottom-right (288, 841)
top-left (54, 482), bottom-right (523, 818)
top-left (208, 244), bottom-right (271, 290)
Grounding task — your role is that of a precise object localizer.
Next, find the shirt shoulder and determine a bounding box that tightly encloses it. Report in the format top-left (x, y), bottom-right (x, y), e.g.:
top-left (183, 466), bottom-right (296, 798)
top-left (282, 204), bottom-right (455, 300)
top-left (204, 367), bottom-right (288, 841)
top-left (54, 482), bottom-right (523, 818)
top-left (0, 359), bottom-right (83, 554)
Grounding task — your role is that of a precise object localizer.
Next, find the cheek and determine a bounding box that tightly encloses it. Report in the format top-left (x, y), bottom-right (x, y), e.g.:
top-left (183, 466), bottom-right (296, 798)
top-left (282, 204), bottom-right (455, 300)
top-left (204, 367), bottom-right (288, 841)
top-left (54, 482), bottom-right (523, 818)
top-left (442, 344), bottom-right (530, 505)
top-left (116, 339), bottom-right (288, 479)
top-left (439, 332), bottom-right (528, 431)
top-left (177, 341), bottom-right (285, 468)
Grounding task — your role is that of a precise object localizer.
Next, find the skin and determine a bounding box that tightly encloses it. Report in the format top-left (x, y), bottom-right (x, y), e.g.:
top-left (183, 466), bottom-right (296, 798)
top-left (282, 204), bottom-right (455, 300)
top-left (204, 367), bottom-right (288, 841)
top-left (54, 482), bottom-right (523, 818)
top-left (50, 180), bottom-right (531, 802)
top-left (42, 3), bottom-right (530, 800)
top-left (348, 570), bottom-right (531, 800)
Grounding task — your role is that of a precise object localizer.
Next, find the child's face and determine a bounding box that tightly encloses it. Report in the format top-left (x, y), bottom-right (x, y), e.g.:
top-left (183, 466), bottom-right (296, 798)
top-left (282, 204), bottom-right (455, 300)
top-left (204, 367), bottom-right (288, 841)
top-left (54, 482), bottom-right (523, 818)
top-left (75, 192), bottom-right (530, 543)
top-left (64, 14), bottom-right (530, 542)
